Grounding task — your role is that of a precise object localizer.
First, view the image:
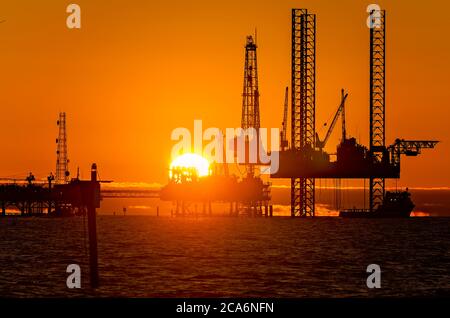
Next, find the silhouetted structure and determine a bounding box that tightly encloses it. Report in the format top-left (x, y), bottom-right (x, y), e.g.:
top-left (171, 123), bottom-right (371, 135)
top-left (280, 87), bottom-right (289, 151)
top-left (0, 165), bottom-right (100, 217)
top-left (271, 7), bottom-right (438, 217)
top-left (101, 188), bottom-right (160, 198)
top-left (241, 35), bottom-right (260, 178)
top-left (290, 9), bottom-right (316, 217)
top-left (56, 112), bottom-right (70, 184)
top-left (315, 90), bottom-right (348, 151)
top-left (238, 35), bottom-right (272, 214)
top-left (160, 167), bottom-right (270, 216)
top-left (369, 9), bottom-right (386, 211)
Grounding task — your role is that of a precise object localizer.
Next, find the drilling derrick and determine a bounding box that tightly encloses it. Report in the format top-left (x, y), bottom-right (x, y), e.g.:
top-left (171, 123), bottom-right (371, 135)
top-left (291, 9), bottom-right (316, 217)
top-left (369, 9), bottom-right (386, 212)
top-left (241, 35), bottom-right (260, 177)
top-left (56, 112), bottom-right (70, 184)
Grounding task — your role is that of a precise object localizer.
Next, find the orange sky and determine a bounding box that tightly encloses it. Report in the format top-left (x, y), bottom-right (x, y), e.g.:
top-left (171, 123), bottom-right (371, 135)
top-left (0, 0), bottom-right (448, 187)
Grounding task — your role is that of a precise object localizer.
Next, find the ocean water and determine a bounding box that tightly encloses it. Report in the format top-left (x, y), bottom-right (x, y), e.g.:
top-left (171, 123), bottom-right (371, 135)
top-left (0, 215), bottom-right (449, 297)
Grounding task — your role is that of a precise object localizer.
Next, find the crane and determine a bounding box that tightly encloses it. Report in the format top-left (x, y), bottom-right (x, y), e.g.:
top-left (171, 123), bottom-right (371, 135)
top-left (316, 89), bottom-right (348, 150)
top-left (280, 87), bottom-right (289, 150)
top-left (388, 139), bottom-right (439, 169)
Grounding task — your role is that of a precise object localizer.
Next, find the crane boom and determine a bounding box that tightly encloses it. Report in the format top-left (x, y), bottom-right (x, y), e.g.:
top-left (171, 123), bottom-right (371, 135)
top-left (388, 139), bottom-right (439, 168)
top-left (316, 89), bottom-right (348, 149)
top-left (341, 89), bottom-right (346, 141)
top-left (280, 86), bottom-right (289, 150)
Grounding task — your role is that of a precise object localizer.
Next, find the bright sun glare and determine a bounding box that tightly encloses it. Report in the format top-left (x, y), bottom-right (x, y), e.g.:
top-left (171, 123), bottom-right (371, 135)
top-left (170, 153), bottom-right (210, 177)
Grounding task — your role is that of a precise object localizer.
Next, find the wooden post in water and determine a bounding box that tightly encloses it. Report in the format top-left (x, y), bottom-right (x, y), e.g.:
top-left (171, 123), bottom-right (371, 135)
top-left (47, 173), bottom-right (54, 215)
top-left (88, 163), bottom-right (100, 288)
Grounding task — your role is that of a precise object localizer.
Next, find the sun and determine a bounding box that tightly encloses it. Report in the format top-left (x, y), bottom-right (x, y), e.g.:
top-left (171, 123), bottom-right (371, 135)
top-left (170, 153), bottom-right (211, 178)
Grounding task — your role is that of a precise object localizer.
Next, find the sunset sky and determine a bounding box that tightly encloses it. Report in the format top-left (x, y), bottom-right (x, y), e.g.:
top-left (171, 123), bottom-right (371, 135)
top-left (0, 0), bottom-right (448, 187)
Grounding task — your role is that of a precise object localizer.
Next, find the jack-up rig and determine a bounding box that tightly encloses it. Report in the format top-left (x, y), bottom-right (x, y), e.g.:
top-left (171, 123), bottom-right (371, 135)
top-left (271, 8), bottom-right (438, 217)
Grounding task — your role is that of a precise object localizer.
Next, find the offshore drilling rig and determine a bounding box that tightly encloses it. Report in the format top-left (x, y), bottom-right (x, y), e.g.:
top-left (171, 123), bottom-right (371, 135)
top-left (160, 35), bottom-right (271, 216)
top-left (241, 35), bottom-right (260, 177)
top-left (238, 35), bottom-right (272, 214)
top-left (271, 8), bottom-right (438, 217)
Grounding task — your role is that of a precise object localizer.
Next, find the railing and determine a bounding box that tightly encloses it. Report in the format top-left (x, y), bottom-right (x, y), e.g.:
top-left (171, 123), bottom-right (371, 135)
top-left (101, 189), bottom-right (161, 199)
top-left (340, 208), bottom-right (371, 213)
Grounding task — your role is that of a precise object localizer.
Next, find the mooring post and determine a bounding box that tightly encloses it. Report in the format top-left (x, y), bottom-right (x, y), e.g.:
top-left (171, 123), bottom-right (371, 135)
top-left (47, 173), bottom-right (54, 215)
top-left (87, 163), bottom-right (100, 288)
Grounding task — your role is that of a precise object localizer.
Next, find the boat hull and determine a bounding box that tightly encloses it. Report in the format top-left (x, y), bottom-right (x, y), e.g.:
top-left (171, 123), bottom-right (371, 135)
top-left (339, 191), bottom-right (414, 218)
top-left (339, 209), bottom-right (413, 218)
